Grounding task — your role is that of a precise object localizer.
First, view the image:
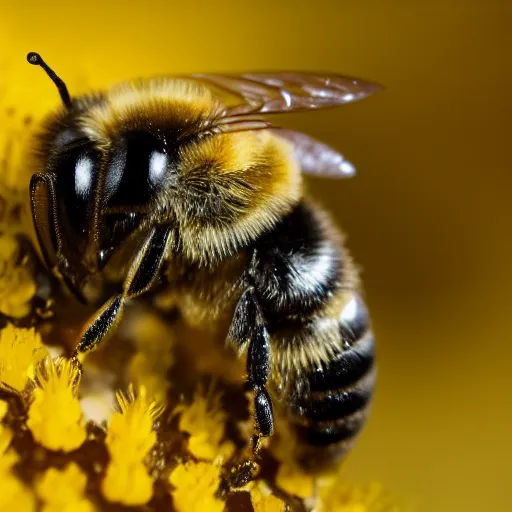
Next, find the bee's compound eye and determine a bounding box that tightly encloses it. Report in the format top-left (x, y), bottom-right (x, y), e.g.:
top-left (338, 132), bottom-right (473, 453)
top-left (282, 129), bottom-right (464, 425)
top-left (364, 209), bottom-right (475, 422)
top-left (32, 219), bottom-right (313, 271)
top-left (106, 132), bottom-right (169, 208)
top-left (56, 146), bottom-right (98, 199)
top-left (56, 145), bottom-right (99, 237)
top-left (339, 293), bottom-right (370, 344)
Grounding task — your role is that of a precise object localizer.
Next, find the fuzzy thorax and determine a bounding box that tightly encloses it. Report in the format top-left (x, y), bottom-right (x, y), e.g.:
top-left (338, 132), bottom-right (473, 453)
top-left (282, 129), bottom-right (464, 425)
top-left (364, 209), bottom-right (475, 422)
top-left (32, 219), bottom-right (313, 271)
top-left (172, 130), bottom-right (302, 265)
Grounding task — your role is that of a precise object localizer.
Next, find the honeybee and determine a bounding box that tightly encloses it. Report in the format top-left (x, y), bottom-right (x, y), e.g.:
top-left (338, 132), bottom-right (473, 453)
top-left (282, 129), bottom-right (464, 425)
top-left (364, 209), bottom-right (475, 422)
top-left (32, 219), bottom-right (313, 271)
top-left (27, 52), bottom-right (380, 476)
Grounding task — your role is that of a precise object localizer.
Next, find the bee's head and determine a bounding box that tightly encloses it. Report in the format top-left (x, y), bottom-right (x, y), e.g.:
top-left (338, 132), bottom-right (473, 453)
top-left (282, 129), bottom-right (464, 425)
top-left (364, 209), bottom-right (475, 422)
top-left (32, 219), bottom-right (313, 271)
top-left (31, 124), bottom-right (179, 301)
top-left (28, 53), bottom-right (301, 300)
top-left (28, 53), bottom-right (173, 300)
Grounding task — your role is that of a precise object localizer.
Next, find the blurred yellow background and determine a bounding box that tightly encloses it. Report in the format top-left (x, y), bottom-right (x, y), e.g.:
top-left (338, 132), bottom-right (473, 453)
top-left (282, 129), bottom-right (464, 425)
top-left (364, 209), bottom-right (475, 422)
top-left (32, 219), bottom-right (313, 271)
top-left (1, 1), bottom-right (510, 510)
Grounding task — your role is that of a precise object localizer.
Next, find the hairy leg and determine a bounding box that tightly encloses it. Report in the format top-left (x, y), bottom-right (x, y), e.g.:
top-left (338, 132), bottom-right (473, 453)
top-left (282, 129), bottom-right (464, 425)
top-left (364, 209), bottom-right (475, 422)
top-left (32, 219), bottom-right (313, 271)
top-left (72, 224), bottom-right (173, 361)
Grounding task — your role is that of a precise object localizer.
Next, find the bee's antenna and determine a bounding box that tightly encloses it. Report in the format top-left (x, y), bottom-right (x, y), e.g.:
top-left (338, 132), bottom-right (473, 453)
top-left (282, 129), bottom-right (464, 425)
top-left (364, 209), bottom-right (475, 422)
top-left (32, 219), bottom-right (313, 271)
top-left (27, 52), bottom-right (72, 109)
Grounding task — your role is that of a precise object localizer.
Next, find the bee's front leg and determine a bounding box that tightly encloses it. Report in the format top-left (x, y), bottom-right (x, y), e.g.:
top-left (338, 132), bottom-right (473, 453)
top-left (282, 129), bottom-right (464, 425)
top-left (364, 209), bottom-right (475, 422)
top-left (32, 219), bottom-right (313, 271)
top-left (72, 224), bottom-right (173, 360)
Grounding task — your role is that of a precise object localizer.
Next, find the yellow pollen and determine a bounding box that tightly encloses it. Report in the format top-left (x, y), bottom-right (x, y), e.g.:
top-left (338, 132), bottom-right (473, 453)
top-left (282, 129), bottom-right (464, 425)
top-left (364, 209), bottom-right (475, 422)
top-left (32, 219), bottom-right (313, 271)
top-left (169, 460), bottom-right (224, 512)
top-left (0, 323), bottom-right (47, 392)
top-left (250, 481), bottom-right (286, 512)
top-left (0, 235), bottom-right (37, 319)
top-left (101, 385), bottom-right (163, 506)
top-left (175, 385), bottom-right (235, 461)
top-left (27, 358), bottom-right (87, 452)
top-left (36, 463), bottom-right (95, 512)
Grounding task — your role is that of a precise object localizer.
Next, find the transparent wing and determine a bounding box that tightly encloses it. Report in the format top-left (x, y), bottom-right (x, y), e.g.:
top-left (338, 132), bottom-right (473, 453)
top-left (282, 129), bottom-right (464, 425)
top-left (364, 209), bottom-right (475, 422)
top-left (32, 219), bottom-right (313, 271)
top-left (270, 129), bottom-right (356, 178)
top-left (192, 71), bottom-right (383, 116)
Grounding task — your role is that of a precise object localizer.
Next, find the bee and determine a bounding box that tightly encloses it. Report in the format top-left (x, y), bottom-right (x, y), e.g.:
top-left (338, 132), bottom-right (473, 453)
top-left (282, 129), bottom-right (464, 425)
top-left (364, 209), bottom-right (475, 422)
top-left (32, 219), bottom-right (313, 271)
top-left (27, 52), bottom-right (380, 475)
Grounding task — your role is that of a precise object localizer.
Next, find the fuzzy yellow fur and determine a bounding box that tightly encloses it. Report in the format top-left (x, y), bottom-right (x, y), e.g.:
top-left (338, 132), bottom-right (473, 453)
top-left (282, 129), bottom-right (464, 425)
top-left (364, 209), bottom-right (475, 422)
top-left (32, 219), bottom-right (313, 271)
top-left (79, 78), bottom-right (224, 146)
top-left (172, 130), bottom-right (302, 265)
top-left (32, 75), bottom-right (303, 264)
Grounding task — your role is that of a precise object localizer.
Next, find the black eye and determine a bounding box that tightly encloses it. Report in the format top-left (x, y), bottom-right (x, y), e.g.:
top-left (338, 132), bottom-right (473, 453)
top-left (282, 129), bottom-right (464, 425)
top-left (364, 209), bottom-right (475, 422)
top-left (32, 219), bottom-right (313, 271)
top-left (106, 132), bottom-right (169, 208)
top-left (56, 144), bottom-right (99, 238)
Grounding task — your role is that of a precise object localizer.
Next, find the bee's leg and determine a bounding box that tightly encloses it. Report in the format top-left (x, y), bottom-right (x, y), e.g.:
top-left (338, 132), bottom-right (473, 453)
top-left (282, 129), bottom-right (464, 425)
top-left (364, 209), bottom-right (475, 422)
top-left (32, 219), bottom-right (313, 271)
top-left (226, 286), bottom-right (274, 487)
top-left (228, 287), bottom-right (274, 440)
top-left (72, 224), bottom-right (173, 359)
top-left (248, 319), bottom-right (274, 439)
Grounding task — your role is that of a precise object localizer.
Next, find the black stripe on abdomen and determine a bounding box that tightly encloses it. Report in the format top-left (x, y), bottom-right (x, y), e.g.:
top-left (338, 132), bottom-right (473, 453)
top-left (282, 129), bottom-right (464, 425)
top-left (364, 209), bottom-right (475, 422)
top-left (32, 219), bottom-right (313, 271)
top-left (295, 337), bottom-right (375, 431)
top-left (290, 290), bottom-right (376, 470)
top-left (295, 409), bottom-right (369, 446)
top-left (298, 383), bottom-right (374, 422)
top-left (308, 333), bottom-right (375, 392)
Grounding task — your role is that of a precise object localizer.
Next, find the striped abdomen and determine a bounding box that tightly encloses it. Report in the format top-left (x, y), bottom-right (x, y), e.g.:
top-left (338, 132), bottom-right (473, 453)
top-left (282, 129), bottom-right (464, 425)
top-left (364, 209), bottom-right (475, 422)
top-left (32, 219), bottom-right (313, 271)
top-left (291, 294), bottom-right (376, 470)
top-left (248, 199), bottom-right (375, 470)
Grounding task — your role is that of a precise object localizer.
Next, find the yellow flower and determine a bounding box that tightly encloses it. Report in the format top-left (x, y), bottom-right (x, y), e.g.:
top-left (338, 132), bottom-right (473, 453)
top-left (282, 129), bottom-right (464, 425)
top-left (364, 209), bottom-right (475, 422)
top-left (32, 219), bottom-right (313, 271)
top-left (105, 384), bottom-right (162, 461)
top-left (0, 426), bottom-right (13, 461)
top-left (102, 385), bottom-right (162, 506)
top-left (169, 460), bottom-right (224, 512)
top-left (318, 480), bottom-right (400, 512)
top-left (0, 234), bottom-right (37, 319)
top-left (0, 470), bottom-right (37, 512)
top-left (0, 72), bottom-right (54, 192)
top-left (103, 460), bottom-right (154, 508)
top-left (0, 419), bottom-right (36, 511)
top-left (0, 323), bottom-right (47, 391)
top-left (127, 312), bottom-right (174, 402)
top-left (36, 463), bottom-right (96, 512)
top-left (0, 399), bottom-right (8, 420)
top-left (176, 385), bottom-right (235, 461)
top-left (251, 481), bottom-right (286, 512)
top-left (275, 461), bottom-right (315, 500)
top-left (130, 351), bottom-right (170, 403)
top-left (0, 105), bottom-right (36, 239)
top-left (27, 358), bottom-right (87, 452)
